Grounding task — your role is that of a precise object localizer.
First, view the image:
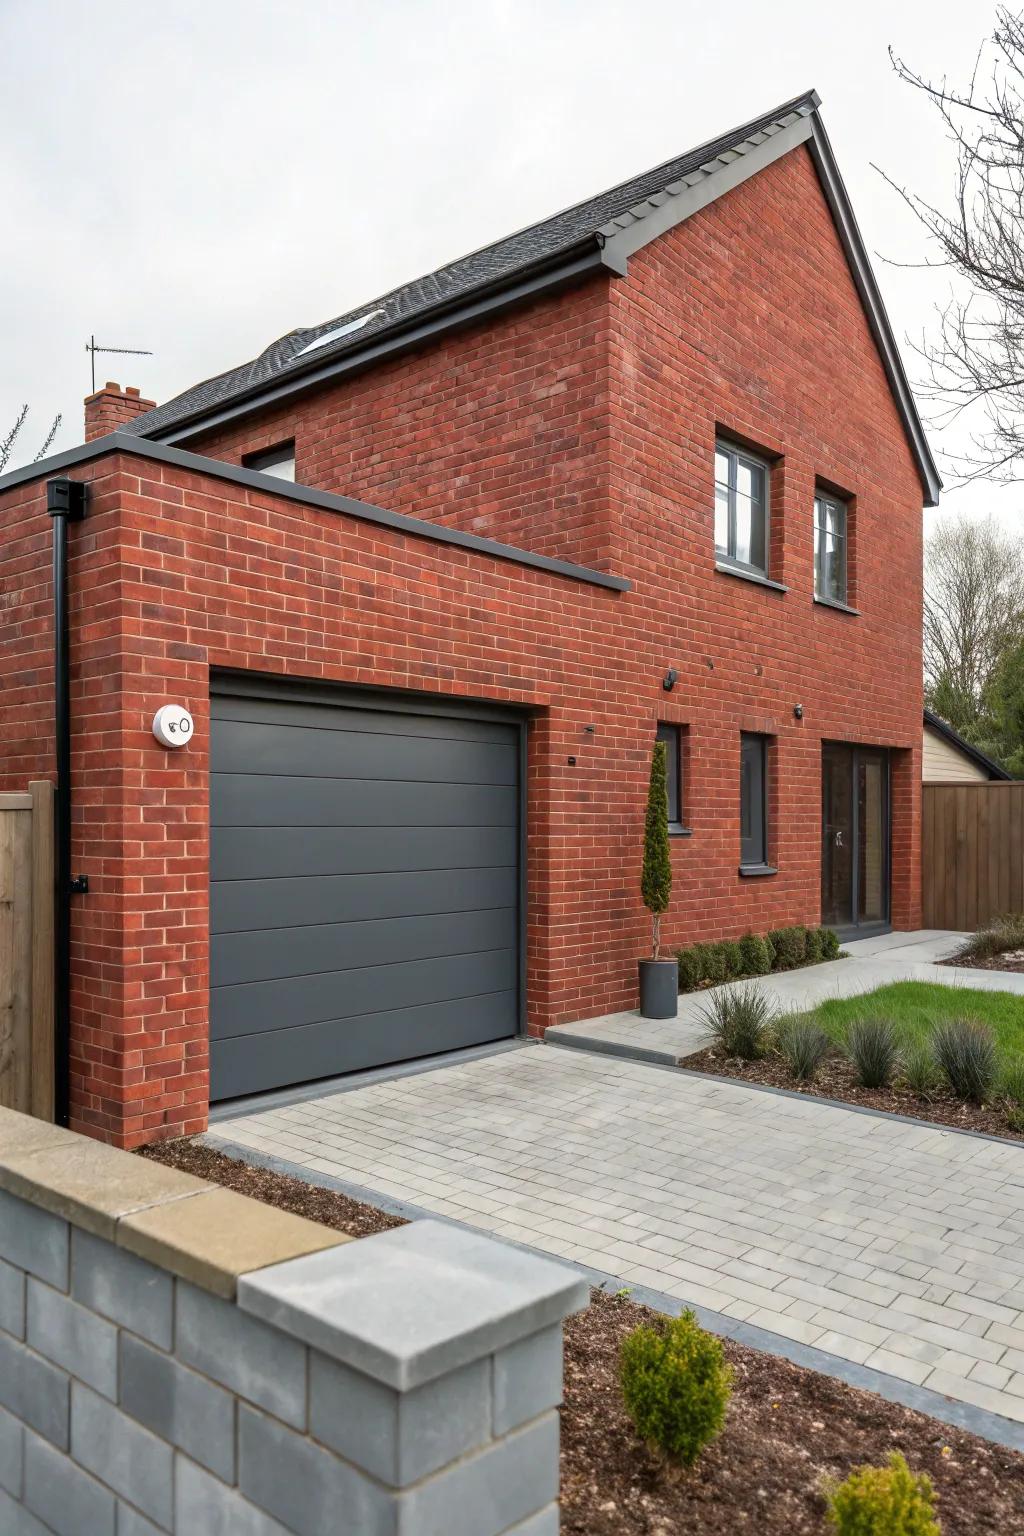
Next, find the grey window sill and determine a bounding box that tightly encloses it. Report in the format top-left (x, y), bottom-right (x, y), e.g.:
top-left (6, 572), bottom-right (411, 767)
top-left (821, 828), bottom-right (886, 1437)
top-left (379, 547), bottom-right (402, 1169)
top-left (738, 863), bottom-right (778, 878)
top-left (668, 825), bottom-right (693, 838)
top-left (715, 562), bottom-right (788, 594)
top-left (813, 594), bottom-right (860, 616)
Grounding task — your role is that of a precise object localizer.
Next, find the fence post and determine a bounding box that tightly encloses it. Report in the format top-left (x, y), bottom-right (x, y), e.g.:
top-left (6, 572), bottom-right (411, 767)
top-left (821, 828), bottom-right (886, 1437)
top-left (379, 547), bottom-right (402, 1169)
top-left (29, 780), bottom-right (55, 1121)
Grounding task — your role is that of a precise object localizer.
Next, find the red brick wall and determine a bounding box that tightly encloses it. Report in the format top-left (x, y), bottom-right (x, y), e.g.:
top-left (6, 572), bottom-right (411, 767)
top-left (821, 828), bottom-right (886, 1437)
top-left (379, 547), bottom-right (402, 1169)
top-left (0, 143), bottom-right (924, 1146)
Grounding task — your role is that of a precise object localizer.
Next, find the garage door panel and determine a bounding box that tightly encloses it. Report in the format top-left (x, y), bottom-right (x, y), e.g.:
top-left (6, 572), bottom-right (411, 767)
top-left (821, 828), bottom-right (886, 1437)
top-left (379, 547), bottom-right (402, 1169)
top-left (211, 824), bottom-right (517, 882)
top-left (212, 718), bottom-right (517, 786)
top-left (212, 694), bottom-right (518, 745)
top-left (212, 866), bottom-right (518, 935)
top-left (210, 992), bottom-right (519, 1101)
top-left (212, 775), bottom-right (517, 829)
top-left (211, 908), bottom-right (515, 988)
top-left (211, 948), bottom-right (517, 1040)
top-left (210, 686), bottom-right (521, 1101)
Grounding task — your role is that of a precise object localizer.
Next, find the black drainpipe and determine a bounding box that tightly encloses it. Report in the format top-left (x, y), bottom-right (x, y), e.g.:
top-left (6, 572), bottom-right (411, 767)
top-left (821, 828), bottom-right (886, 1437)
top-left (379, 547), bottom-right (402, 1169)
top-left (46, 477), bottom-right (88, 1127)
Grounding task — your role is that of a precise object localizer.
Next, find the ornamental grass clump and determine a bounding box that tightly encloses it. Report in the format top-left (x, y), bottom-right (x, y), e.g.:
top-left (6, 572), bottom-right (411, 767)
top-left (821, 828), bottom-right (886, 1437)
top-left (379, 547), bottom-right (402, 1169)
top-left (957, 911), bottom-right (1024, 963)
top-left (900, 1042), bottom-right (940, 1099)
top-left (826, 1451), bottom-right (939, 1535)
top-left (701, 983), bottom-right (774, 1060)
top-left (932, 1016), bottom-right (997, 1103)
top-left (776, 1016), bottom-right (832, 1082)
top-left (846, 1018), bottom-right (899, 1089)
top-left (620, 1310), bottom-right (732, 1468)
top-left (1000, 1056), bottom-right (1024, 1132)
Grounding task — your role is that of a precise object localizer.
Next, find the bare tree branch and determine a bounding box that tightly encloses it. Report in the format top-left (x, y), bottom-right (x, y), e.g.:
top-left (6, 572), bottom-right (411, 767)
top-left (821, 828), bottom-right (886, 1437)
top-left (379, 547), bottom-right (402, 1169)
top-left (0, 405), bottom-right (62, 475)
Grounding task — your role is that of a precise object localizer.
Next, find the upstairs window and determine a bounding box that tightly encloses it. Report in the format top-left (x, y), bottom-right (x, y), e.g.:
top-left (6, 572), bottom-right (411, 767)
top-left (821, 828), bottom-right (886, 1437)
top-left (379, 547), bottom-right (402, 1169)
top-left (243, 441), bottom-right (296, 482)
top-left (714, 440), bottom-right (769, 577)
top-left (814, 490), bottom-right (848, 604)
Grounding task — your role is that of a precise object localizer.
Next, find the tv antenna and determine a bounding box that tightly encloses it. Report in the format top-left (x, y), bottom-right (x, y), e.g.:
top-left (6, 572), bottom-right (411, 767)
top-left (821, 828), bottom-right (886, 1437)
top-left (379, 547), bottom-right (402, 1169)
top-left (85, 335), bottom-right (153, 394)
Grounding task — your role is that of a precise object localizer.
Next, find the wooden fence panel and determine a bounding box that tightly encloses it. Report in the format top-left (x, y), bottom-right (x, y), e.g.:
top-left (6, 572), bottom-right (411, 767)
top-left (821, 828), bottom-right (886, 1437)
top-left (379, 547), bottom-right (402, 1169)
top-left (923, 782), bottom-right (1024, 931)
top-left (0, 783), bottom-right (54, 1118)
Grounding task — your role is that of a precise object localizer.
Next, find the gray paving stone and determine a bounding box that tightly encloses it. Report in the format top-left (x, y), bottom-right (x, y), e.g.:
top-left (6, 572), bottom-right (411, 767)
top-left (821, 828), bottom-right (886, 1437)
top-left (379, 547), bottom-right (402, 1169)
top-left (0, 1404), bottom-right (23, 1497)
top-left (120, 1333), bottom-right (235, 1483)
top-left (71, 1230), bottom-right (172, 1349)
top-left (71, 1383), bottom-right (172, 1530)
top-left (239, 1404), bottom-right (393, 1536)
top-left (493, 1325), bottom-right (563, 1435)
top-left (26, 1279), bottom-right (118, 1399)
top-left (0, 1191), bottom-right (68, 1290)
top-left (400, 1411), bottom-right (559, 1536)
top-left (24, 1431), bottom-right (116, 1536)
top-left (0, 1486), bottom-right (50, 1536)
top-left (502, 1507), bottom-right (559, 1536)
top-left (174, 1457), bottom-right (293, 1536)
top-left (116, 1506), bottom-right (166, 1536)
top-left (0, 1258), bottom-right (25, 1339)
top-left (309, 1348), bottom-right (489, 1486)
top-left (175, 1281), bottom-right (306, 1430)
top-left (240, 1220), bottom-right (588, 1393)
top-left (0, 1330), bottom-right (69, 1449)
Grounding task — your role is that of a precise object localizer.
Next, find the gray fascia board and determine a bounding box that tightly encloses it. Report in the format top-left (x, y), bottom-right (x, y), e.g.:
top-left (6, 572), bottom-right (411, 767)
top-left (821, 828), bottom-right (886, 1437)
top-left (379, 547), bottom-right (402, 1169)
top-left (0, 432), bottom-right (630, 593)
top-left (147, 245), bottom-right (617, 447)
top-left (805, 116), bottom-right (941, 507)
top-left (599, 114), bottom-right (815, 264)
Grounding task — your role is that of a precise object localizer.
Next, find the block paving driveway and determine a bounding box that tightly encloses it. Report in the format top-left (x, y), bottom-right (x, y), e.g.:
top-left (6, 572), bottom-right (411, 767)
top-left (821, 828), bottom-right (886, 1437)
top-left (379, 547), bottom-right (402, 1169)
top-left (220, 1043), bottom-right (1024, 1429)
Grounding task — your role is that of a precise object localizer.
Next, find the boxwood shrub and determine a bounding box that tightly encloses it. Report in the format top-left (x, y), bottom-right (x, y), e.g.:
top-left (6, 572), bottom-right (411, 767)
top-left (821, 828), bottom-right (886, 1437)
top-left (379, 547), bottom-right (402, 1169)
top-left (674, 925), bottom-right (841, 992)
top-left (676, 947), bottom-right (703, 991)
top-left (738, 931), bottom-right (772, 976)
top-left (767, 925), bottom-right (808, 970)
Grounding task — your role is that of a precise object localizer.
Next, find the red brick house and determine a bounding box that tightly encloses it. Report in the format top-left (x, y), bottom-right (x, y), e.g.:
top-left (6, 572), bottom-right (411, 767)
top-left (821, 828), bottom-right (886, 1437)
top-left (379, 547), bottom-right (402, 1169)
top-left (0, 91), bottom-right (939, 1145)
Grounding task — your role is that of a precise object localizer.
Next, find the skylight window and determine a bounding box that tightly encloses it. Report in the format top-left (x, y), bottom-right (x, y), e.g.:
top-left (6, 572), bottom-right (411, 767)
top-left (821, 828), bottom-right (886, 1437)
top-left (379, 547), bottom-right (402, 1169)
top-left (294, 309), bottom-right (385, 358)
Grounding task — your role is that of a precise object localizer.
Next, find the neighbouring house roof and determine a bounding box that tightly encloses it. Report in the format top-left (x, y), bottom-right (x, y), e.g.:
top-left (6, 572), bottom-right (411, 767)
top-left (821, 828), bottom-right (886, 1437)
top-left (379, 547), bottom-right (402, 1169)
top-left (124, 90), bottom-right (941, 506)
top-left (923, 707), bottom-right (1012, 780)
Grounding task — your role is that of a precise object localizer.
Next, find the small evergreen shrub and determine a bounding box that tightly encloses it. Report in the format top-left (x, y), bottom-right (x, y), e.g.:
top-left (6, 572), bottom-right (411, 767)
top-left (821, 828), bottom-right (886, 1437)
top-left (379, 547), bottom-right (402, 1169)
top-left (738, 931), bottom-right (772, 976)
top-left (777, 1016), bottom-right (831, 1081)
top-left (676, 947), bottom-right (703, 992)
top-left (804, 926), bottom-right (825, 964)
top-left (768, 925), bottom-right (808, 970)
top-left (826, 1451), bottom-right (939, 1535)
top-left (900, 1042), bottom-right (939, 1098)
top-left (932, 1016), bottom-right (997, 1103)
top-left (820, 927), bottom-right (841, 960)
top-left (846, 1018), bottom-right (899, 1089)
top-left (641, 741), bottom-right (672, 959)
top-left (720, 940), bottom-right (745, 979)
top-left (701, 983), bottom-right (774, 1060)
top-left (695, 942), bottom-right (728, 986)
top-left (620, 1310), bottom-right (732, 1468)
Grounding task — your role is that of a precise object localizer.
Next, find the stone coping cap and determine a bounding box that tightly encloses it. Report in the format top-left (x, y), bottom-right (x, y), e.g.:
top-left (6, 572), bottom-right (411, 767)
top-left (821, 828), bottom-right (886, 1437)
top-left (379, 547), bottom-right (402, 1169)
top-left (239, 1219), bottom-right (590, 1391)
top-left (0, 1109), bottom-right (348, 1297)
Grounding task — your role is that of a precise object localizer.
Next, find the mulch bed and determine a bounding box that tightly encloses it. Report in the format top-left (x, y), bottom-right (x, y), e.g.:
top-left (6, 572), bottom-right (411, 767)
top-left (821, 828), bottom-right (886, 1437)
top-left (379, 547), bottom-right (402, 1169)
top-left (681, 1046), bottom-right (1024, 1143)
top-left (942, 948), bottom-right (1024, 975)
top-left (143, 1138), bottom-right (1024, 1533)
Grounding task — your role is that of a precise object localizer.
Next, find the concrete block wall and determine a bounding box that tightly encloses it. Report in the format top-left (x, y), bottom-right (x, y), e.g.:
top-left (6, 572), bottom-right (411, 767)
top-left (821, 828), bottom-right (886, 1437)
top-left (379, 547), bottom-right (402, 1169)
top-left (0, 1108), bottom-right (587, 1534)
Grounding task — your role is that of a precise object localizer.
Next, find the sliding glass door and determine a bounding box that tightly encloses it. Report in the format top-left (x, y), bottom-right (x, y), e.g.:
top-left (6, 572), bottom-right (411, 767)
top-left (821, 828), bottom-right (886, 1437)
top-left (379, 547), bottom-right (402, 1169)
top-left (821, 744), bottom-right (890, 935)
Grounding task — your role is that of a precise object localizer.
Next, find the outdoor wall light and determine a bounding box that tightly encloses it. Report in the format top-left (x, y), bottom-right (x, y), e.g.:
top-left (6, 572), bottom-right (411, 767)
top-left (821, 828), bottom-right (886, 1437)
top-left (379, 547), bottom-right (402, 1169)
top-left (153, 704), bottom-right (195, 749)
top-left (663, 668), bottom-right (679, 691)
top-left (793, 704), bottom-right (804, 720)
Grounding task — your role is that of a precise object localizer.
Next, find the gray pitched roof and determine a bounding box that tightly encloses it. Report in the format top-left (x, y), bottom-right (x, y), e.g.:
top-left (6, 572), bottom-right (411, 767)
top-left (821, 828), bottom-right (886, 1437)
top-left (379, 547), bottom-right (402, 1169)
top-left (125, 90), bottom-right (940, 505)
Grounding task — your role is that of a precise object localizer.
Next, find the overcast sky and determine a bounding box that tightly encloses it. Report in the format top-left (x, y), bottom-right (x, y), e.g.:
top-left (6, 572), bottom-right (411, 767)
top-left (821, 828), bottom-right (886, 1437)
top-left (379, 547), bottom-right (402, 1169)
top-left (1, 0), bottom-right (1020, 535)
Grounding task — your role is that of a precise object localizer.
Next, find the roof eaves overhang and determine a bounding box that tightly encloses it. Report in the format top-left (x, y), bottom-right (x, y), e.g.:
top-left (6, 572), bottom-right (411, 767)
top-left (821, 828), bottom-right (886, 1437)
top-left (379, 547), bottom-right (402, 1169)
top-left (923, 707), bottom-right (1012, 780)
top-left (146, 243), bottom-right (620, 447)
top-left (0, 432), bottom-right (631, 594)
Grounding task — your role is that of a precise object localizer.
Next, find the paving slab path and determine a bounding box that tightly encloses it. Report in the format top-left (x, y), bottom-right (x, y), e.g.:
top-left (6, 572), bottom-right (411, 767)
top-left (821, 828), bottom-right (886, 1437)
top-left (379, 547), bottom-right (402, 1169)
top-left (555, 930), bottom-right (1024, 1063)
top-left (220, 1039), bottom-right (1024, 1434)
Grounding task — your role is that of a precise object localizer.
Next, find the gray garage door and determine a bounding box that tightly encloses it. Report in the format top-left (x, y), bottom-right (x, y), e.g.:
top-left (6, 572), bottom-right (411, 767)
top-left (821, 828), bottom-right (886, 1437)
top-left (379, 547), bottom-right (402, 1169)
top-left (209, 684), bottom-right (521, 1101)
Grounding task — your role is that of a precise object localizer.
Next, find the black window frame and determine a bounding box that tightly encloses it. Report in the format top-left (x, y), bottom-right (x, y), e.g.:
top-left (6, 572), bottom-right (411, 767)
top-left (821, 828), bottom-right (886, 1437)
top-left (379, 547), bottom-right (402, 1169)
top-left (813, 488), bottom-right (848, 605)
top-left (243, 440), bottom-right (297, 481)
top-left (656, 722), bottom-right (687, 833)
top-left (739, 732), bottom-right (772, 874)
top-left (714, 438), bottom-right (771, 579)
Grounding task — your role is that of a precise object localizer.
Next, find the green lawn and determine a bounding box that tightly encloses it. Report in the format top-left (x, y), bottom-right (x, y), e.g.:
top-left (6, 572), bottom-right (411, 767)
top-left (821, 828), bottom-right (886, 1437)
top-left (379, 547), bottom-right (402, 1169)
top-left (796, 981), bottom-right (1024, 1059)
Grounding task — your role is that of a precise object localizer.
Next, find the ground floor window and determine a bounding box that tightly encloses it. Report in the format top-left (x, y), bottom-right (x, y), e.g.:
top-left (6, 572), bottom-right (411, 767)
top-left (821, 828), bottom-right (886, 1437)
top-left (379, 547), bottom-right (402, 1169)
top-left (740, 733), bottom-right (769, 870)
top-left (656, 722), bottom-right (686, 830)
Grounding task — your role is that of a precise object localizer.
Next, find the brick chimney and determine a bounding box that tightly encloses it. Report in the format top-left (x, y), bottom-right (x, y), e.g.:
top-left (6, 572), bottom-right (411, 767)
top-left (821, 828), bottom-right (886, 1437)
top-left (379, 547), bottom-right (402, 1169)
top-left (84, 382), bottom-right (156, 442)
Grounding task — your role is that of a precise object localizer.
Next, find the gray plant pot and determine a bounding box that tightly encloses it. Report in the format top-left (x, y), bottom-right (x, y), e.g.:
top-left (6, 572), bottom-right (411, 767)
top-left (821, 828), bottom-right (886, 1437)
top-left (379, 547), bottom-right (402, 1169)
top-left (638, 957), bottom-right (678, 1020)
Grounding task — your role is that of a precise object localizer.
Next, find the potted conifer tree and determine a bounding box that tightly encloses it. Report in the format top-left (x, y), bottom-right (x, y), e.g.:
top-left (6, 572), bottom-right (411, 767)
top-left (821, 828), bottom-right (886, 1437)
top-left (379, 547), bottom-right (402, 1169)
top-left (639, 739), bottom-right (677, 1018)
